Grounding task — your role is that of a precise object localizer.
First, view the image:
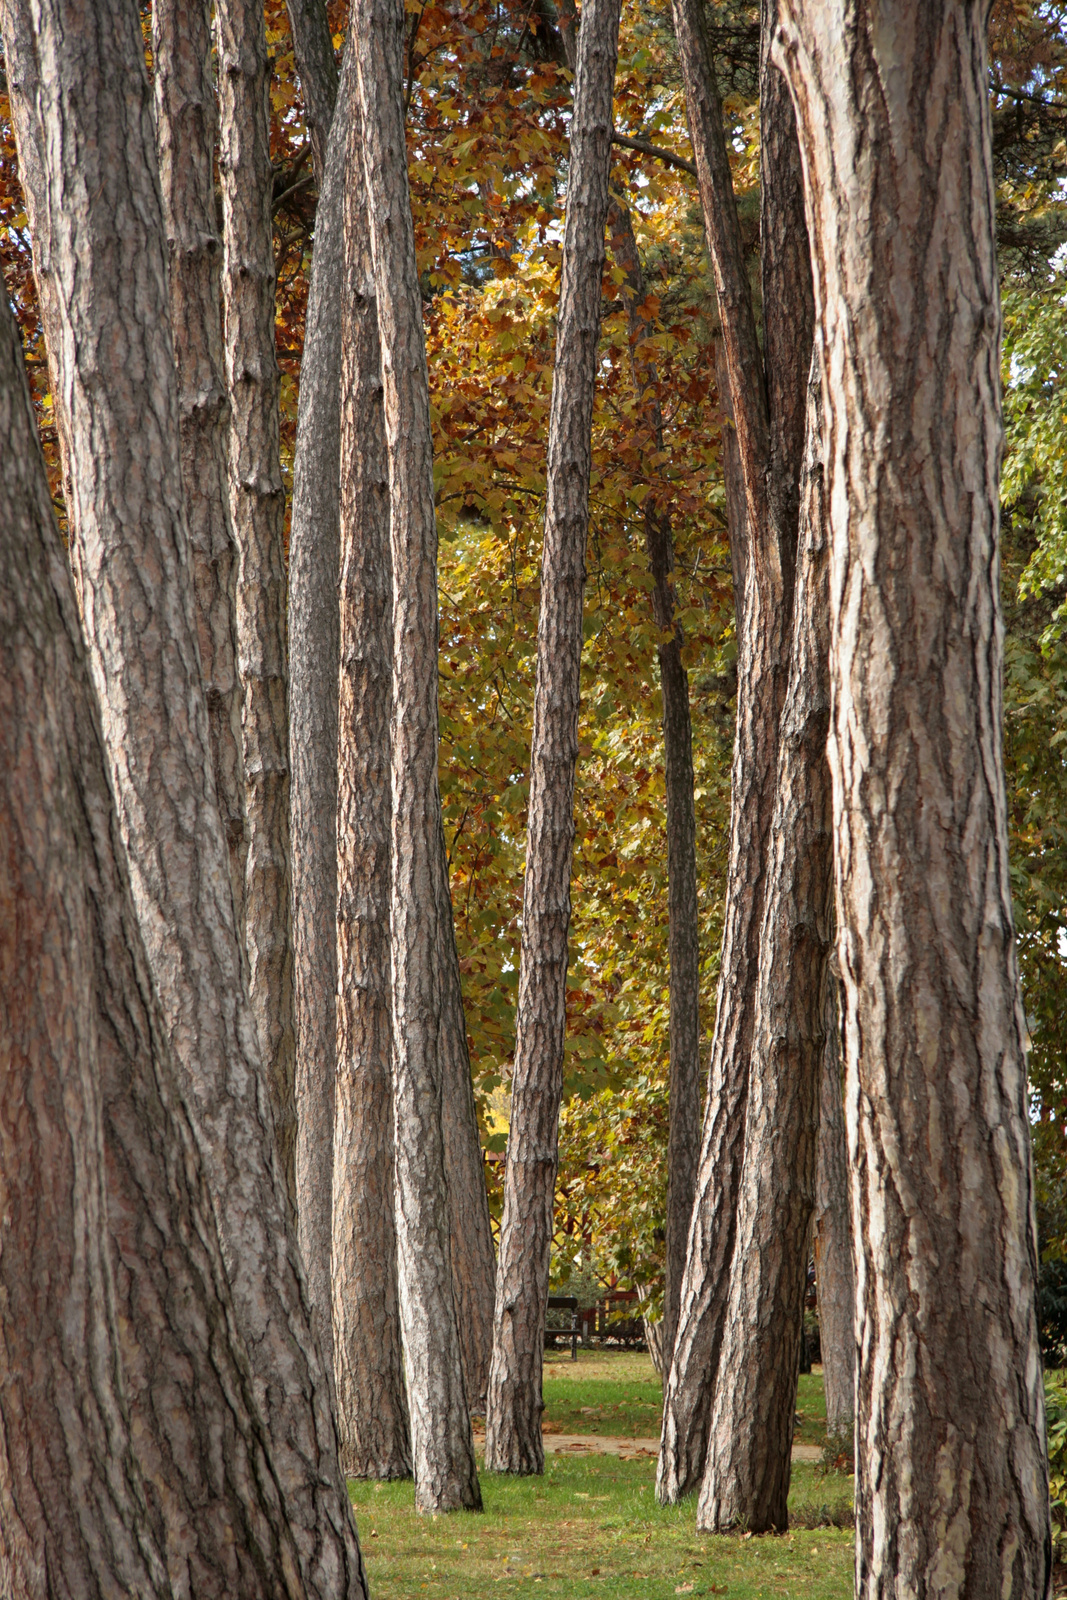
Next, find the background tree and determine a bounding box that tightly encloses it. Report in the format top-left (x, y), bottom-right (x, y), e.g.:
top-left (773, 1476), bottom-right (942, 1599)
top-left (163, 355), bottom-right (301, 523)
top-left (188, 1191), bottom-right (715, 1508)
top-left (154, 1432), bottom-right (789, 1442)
top-left (814, 967), bottom-right (856, 1443)
top-left (775, 0), bottom-right (1051, 1590)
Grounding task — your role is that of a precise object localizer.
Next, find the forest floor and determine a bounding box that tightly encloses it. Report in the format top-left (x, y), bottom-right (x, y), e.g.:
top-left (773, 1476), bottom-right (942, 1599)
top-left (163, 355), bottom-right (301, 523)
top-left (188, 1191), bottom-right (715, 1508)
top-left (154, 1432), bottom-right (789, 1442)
top-left (350, 1351), bottom-right (855, 1599)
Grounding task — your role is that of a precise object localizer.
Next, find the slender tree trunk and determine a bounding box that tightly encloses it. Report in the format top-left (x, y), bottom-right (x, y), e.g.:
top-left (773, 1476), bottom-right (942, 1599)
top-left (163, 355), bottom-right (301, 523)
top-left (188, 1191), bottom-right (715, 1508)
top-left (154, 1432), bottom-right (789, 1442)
top-left (484, 0), bottom-right (621, 1475)
top-left (217, 0), bottom-right (298, 1212)
top-left (284, 0), bottom-right (338, 183)
top-left (658, 0), bottom-right (807, 1502)
top-left (333, 79), bottom-right (412, 1482)
top-left (698, 350), bottom-right (831, 1536)
top-left (289, 26), bottom-right (356, 1401)
top-left (4, 3), bottom-right (366, 1590)
top-left (153, 0), bottom-right (248, 927)
top-left (814, 961), bottom-right (855, 1441)
top-left (775, 5), bottom-right (1051, 1594)
top-left (606, 199), bottom-right (701, 1374)
top-left (0, 290), bottom-right (334, 1600)
top-left (355, 0), bottom-right (481, 1513)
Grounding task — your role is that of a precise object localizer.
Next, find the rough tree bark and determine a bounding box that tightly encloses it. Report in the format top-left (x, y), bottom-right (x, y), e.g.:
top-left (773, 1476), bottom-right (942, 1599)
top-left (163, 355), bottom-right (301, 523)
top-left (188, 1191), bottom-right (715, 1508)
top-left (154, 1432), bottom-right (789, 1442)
top-left (355, 0), bottom-right (482, 1513)
top-left (775, 4), bottom-right (1051, 1594)
top-left (217, 0), bottom-right (298, 1210)
top-left (606, 199), bottom-right (701, 1373)
top-left (288, 25), bottom-right (356, 1400)
top-left (484, 0), bottom-right (622, 1475)
top-left (0, 289), bottom-right (348, 1600)
top-left (285, 0), bottom-right (338, 182)
top-left (813, 961), bottom-right (855, 1441)
top-left (698, 351), bottom-right (831, 1536)
top-left (333, 80), bottom-right (412, 1481)
top-left (3, 2), bottom-right (366, 1591)
top-left (152, 0), bottom-right (248, 925)
top-left (658, 0), bottom-right (810, 1503)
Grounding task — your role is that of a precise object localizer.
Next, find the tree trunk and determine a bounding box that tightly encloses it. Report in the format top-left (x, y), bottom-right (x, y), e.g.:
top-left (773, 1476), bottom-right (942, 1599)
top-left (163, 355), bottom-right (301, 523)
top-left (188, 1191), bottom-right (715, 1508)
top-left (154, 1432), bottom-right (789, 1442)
top-left (698, 349), bottom-right (831, 1536)
top-left (813, 961), bottom-right (855, 1441)
top-left (484, 0), bottom-right (621, 1476)
top-left (658, 0), bottom-right (806, 1503)
top-left (217, 0), bottom-right (298, 1212)
top-left (606, 198), bottom-right (701, 1377)
top-left (152, 0), bottom-right (248, 928)
top-left (0, 290), bottom-right (336, 1600)
top-left (289, 26), bottom-right (355, 1404)
top-left (333, 77), bottom-right (412, 1482)
top-left (775, 5), bottom-right (1052, 1594)
top-left (355, 0), bottom-right (481, 1513)
top-left (5, 2), bottom-right (366, 1590)
top-left (284, 0), bottom-right (338, 183)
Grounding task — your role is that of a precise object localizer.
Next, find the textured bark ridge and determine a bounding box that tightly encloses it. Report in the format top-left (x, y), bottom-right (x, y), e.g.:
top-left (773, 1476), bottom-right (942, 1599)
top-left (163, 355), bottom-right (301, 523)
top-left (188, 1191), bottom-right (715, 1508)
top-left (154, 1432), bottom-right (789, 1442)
top-left (289, 30), bottom-right (356, 1392)
top-left (284, 0), bottom-right (338, 181)
top-left (699, 351), bottom-right (831, 1536)
top-left (8, 3), bottom-right (367, 1593)
top-left (153, 0), bottom-right (248, 927)
top-left (813, 963), bottom-right (854, 1440)
top-left (484, 0), bottom-right (621, 1476)
top-left (775, 5), bottom-right (1051, 1594)
top-left (334, 81), bottom-right (412, 1482)
top-left (355, 0), bottom-right (482, 1513)
top-left (0, 293), bottom-right (320, 1600)
top-left (217, 0), bottom-right (298, 1211)
top-left (658, 0), bottom-right (809, 1504)
top-left (606, 199), bottom-right (700, 1373)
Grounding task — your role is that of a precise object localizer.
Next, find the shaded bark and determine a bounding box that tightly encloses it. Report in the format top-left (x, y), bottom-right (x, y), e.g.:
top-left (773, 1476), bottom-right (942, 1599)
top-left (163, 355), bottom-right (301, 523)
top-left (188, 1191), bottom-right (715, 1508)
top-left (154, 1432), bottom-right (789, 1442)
top-left (606, 199), bottom-right (700, 1377)
top-left (355, 0), bottom-right (481, 1513)
top-left (698, 350), bottom-right (831, 1536)
top-left (775, 4), bottom-right (1051, 1594)
top-left (658, 0), bottom-right (810, 1503)
top-left (152, 0), bottom-right (248, 928)
top-left (289, 32), bottom-right (357, 1392)
top-left (4, 1), bottom-right (366, 1590)
top-left (217, 0), bottom-right (298, 1211)
top-left (333, 79), bottom-right (412, 1482)
top-left (285, 0), bottom-right (338, 183)
top-left (484, 0), bottom-right (621, 1476)
top-left (0, 288), bottom-right (321, 1600)
top-left (813, 962), bottom-right (854, 1441)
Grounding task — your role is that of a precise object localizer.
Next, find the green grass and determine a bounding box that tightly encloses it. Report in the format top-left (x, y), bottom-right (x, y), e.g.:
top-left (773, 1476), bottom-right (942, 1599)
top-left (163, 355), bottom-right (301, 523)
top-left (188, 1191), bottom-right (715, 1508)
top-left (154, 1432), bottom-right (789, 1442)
top-left (353, 1354), bottom-right (854, 1598)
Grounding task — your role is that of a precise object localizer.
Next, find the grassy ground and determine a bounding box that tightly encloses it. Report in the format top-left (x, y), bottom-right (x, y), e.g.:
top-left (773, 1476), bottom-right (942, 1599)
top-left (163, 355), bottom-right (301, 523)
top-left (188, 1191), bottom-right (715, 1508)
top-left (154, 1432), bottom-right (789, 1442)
top-left (353, 1353), bottom-right (854, 1599)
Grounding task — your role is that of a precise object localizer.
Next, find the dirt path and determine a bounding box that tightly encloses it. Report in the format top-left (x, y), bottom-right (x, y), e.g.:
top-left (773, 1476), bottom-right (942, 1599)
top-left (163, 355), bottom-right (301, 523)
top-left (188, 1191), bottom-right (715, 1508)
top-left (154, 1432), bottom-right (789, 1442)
top-left (477, 1432), bottom-right (824, 1464)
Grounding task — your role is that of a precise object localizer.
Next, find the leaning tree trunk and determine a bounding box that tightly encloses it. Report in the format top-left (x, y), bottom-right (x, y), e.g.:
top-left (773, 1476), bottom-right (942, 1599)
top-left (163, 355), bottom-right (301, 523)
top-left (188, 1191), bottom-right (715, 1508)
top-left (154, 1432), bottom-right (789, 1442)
top-left (3, 2), bottom-right (366, 1591)
top-left (658, 0), bottom-right (805, 1503)
top-left (288, 24), bottom-right (356, 1399)
top-left (152, 0), bottom-right (247, 925)
top-left (813, 960), bottom-right (855, 1441)
top-left (606, 199), bottom-right (701, 1372)
top-left (775, 4), bottom-right (1051, 1594)
top-left (698, 349), bottom-right (831, 1537)
top-left (484, 0), bottom-right (621, 1476)
top-left (355, 0), bottom-right (481, 1513)
top-left (217, 0), bottom-right (298, 1211)
top-left (284, 0), bottom-right (338, 182)
top-left (333, 79), bottom-right (412, 1482)
top-left (0, 288), bottom-right (348, 1600)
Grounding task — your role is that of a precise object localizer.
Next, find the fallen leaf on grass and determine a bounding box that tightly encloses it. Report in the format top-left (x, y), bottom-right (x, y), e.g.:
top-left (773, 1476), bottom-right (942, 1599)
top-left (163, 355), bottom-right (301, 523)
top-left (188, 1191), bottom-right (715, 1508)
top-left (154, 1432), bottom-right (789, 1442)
top-left (675, 1585), bottom-right (695, 1594)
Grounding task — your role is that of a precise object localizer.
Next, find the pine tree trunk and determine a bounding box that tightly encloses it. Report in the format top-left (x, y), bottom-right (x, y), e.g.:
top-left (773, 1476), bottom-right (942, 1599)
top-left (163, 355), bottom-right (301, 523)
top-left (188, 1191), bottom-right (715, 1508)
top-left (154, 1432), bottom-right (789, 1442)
top-left (289, 26), bottom-right (355, 1400)
top-left (0, 291), bottom-right (342, 1600)
top-left (284, 0), bottom-right (338, 182)
top-left (813, 963), bottom-right (855, 1441)
top-left (658, 0), bottom-right (799, 1504)
top-left (606, 200), bottom-right (701, 1374)
top-left (152, 0), bottom-right (248, 927)
top-left (775, 5), bottom-right (1051, 1593)
top-left (484, 0), bottom-right (621, 1475)
top-left (5, 3), bottom-right (366, 1590)
top-left (217, 0), bottom-right (298, 1212)
top-left (355, 0), bottom-right (481, 1513)
top-left (333, 79), bottom-right (412, 1482)
top-left (698, 350), bottom-right (831, 1536)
